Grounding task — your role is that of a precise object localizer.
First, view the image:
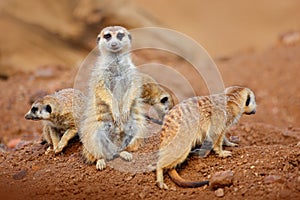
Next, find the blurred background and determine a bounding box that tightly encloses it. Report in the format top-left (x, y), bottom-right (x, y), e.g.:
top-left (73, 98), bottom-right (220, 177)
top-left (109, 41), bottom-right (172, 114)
top-left (0, 0), bottom-right (299, 77)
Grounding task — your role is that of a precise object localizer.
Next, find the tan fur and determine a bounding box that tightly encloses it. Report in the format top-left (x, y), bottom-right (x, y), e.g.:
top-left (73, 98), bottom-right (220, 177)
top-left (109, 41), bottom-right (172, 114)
top-left (80, 26), bottom-right (146, 170)
top-left (25, 88), bottom-right (86, 154)
top-left (140, 75), bottom-right (175, 120)
top-left (156, 86), bottom-right (257, 189)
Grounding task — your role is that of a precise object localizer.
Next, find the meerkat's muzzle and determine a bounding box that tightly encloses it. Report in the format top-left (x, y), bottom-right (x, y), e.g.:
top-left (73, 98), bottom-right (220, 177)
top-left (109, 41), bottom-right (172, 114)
top-left (246, 109), bottom-right (256, 115)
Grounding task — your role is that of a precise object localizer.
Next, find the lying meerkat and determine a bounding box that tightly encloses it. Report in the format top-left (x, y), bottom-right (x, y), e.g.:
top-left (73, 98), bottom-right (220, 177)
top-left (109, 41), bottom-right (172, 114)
top-left (25, 88), bottom-right (86, 154)
top-left (80, 26), bottom-right (146, 170)
top-left (156, 86), bottom-right (257, 189)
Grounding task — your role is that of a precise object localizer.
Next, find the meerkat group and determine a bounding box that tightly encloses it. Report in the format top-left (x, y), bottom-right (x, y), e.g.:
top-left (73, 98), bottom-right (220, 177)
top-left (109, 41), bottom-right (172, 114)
top-left (25, 26), bottom-right (257, 190)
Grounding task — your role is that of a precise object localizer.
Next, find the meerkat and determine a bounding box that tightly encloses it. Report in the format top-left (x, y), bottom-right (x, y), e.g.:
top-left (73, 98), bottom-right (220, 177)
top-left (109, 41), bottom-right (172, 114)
top-left (156, 86), bottom-right (257, 189)
top-left (25, 88), bottom-right (86, 154)
top-left (140, 75), bottom-right (175, 124)
top-left (80, 26), bottom-right (146, 170)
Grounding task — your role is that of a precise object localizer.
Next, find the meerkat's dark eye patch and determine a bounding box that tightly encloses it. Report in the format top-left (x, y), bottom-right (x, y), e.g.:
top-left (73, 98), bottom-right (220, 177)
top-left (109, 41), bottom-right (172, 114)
top-left (117, 32), bottom-right (125, 40)
top-left (103, 33), bottom-right (112, 40)
top-left (97, 36), bottom-right (101, 44)
top-left (31, 106), bottom-right (38, 113)
top-left (160, 97), bottom-right (169, 104)
top-left (245, 94), bottom-right (251, 106)
top-left (128, 33), bottom-right (132, 41)
top-left (45, 104), bottom-right (52, 113)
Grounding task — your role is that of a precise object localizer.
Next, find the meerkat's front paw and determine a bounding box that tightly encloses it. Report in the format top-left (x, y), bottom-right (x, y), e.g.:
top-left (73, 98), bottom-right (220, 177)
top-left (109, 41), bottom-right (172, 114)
top-left (120, 151), bottom-right (133, 161)
top-left (156, 181), bottom-right (169, 190)
top-left (45, 146), bottom-right (52, 155)
top-left (54, 142), bottom-right (67, 154)
top-left (218, 150), bottom-right (232, 158)
top-left (96, 159), bottom-right (107, 170)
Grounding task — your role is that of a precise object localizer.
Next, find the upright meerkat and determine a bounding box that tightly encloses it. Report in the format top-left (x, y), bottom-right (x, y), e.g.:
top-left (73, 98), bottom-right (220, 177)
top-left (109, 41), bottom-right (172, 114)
top-left (25, 88), bottom-right (86, 154)
top-left (156, 86), bottom-right (257, 189)
top-left (80, 26), bottom-right (146, 170)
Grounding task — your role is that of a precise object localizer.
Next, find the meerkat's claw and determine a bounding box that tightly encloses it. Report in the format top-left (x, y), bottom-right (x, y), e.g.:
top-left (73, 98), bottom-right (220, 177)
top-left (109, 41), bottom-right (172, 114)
top-left (54, 142), bottom-right (66, 154)
top-left (45, 146), bottom-right (52, 155)
top-left (225, 141), bottom-right (238, 147)
top-left (157, 181), bottom-right (169, 190)
top-left (120, 151), bottom-right (133, 161)
top-left (218, 150), bottom-right (232, 158)
top-left (96, 159), bottom-right (107, 170)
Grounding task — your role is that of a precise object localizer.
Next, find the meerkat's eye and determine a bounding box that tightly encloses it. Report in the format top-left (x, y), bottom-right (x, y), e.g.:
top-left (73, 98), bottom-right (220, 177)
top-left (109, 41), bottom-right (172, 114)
top-left (117, 32), bottom-right (125, 40)
top-left (31, 106), bottom-right (38, 113)
top-left (160, 97), bottom-right (169, 104)
top-left (103, 33), bottom-right (112, 40)
top-left (97, 36), bottom-right (101, 44)
top-left (245, 94), bottom-right (251, 106)
top-left (45, 104), bottom-right (52, 113)
top-left (128, 33), bottom-right (132, 41)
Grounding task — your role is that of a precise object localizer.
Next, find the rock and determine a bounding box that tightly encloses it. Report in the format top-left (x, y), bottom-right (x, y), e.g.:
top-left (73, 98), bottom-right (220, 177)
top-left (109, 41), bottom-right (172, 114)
top-left (210, 170), bottom-right (234, 189)
top-left (7, 138), bottom-right (21, 149)
top-left (13, 169), bottom-right (27, 180)
top-left (214, 188), bottom-right (225, 197)
top-left (264, 175), bottom-right (283, 184)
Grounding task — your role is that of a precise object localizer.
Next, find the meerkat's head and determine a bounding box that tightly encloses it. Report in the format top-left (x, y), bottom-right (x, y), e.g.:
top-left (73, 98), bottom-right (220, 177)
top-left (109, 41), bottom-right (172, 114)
top-left (97, 26), bottom-right (132, 54)
top-left (25, 96), bottom-right (59, 121)
top-left (153, 93), bottom-right (174, 120)
top-left (225, 86), bottom-right (257, 115)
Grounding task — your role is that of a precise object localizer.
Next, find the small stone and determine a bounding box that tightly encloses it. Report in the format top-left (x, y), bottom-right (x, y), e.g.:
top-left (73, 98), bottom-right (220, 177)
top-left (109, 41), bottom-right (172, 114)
top-left (250, 165), bottom-right (255, 169)
top-left (7, 138), bottom-right (21, 149)
top-left (214, 188), bottom-right (224, 197)
top-left (124, 175), bottom-right (133, 181)
top-left (264, 175), bottom-right (282, 184)
top-left (229, 136), bottom-right (240, 143)
top-left (245, 126), bottom-right (251, 133)
top-left (13, 169), bottom-right (27, 180)
top-left (210, 170), bottom-right (234, 189)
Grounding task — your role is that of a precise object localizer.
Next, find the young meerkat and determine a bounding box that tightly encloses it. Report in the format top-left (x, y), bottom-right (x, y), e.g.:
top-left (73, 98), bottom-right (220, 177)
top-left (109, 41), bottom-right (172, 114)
top-left (156, 86), bottom-right (257, 189)
top-left (140, 75), bottom-right (175, 124)
top-left (80, 26), bottom-right (146, 170)
top-left (25, 88), bottom-right (86, 154)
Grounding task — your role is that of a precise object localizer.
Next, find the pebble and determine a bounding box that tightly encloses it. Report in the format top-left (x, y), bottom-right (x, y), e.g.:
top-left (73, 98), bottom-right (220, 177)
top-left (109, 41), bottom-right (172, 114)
top-left (13, 169), bottom-right (27, 180)
top-left (214, 188), bottom-right (224, 197)
top-left (210, 170), bottom-right (234, 189)
top-left (7, 138), bottom-right (21, 149)
top-left (264, 175), bottom-right (282, 184)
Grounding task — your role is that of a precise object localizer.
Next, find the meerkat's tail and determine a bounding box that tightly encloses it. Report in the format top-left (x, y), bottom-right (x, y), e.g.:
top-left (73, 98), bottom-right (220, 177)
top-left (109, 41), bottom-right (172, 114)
top-left (168, 169), bottom-right (209, 188)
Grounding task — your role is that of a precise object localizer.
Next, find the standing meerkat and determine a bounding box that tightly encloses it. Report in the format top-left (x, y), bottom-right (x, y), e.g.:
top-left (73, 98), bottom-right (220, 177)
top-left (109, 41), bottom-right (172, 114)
top-left (156, 86), bottom-right (257, 189)
top-left (80, 26), bottom-right (146, 170)
top-left (25, 88), bottom-right (86, 154)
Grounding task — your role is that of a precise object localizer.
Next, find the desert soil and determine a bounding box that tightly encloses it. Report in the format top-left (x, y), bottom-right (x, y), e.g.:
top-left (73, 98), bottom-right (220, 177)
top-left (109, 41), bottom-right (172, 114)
top-left (0, 41), bottom-right (299, 200)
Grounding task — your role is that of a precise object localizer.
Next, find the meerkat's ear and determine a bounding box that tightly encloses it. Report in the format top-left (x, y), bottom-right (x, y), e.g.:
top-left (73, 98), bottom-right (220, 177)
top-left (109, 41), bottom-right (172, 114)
top-left (97, 35), bottom-right (101, 44)
top-left (128, 33), bottom-right (132, 41)
top-left (45, 104), bottom-right (52, 113)
top-left (245, 94), bottom-right (251, 106)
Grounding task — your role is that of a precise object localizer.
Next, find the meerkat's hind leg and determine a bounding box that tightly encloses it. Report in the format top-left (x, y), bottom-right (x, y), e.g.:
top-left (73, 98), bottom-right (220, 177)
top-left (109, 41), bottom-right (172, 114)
top-left (156, 168), bottom-right (169, 190)
top-left (222, 136), bottom-right (238, 147)
top-left (54, 129), bottom-right (77, 154)
top-left (190, 139), bottom-right (213, 157)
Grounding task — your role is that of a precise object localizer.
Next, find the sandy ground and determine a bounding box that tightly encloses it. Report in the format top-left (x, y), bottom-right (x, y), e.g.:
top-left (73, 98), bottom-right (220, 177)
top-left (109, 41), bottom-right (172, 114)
top-left (0, 40), bottom-right (299, 199)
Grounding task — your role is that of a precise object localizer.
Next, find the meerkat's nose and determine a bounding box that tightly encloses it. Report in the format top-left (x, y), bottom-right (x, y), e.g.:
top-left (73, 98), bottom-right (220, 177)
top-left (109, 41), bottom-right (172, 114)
top-left (111, 42), bottom-right (118, 47)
